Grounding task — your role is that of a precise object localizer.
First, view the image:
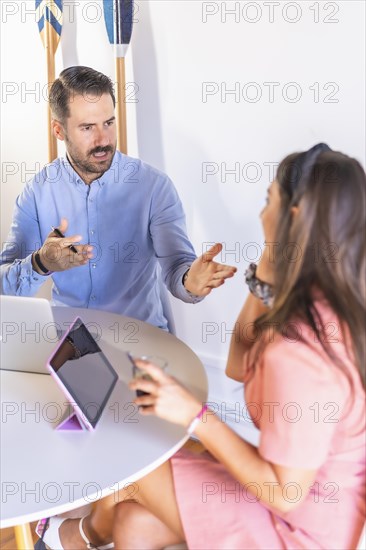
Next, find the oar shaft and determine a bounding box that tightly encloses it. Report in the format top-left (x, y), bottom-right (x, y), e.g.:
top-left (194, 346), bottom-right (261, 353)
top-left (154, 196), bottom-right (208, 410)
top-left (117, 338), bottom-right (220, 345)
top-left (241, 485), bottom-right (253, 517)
top-left (116, 57), bottom-right (127, 154)
top-left (44, 18), bottom-right (58, 162)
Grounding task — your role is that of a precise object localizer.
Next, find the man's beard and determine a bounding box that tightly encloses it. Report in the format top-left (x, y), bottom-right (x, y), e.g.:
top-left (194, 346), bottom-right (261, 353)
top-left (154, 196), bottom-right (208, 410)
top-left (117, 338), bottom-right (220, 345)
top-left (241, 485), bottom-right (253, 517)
top-left (65, 137), bottom-right (116, 177)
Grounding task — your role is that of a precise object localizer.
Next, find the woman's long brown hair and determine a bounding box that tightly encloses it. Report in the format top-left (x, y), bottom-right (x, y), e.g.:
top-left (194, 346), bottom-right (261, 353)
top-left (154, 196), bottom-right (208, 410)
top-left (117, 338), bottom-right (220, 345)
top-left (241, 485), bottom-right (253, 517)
top-left (255, 149), bottom-right (366, 388)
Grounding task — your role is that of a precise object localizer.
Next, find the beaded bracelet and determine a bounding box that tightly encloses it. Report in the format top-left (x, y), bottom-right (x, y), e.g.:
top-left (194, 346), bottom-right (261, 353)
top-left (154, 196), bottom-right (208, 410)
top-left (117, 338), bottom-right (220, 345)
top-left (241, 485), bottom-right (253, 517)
top-left (244, 263), bottom-right (274, 307)
top-left (187, 404), bottom-right (209, 435)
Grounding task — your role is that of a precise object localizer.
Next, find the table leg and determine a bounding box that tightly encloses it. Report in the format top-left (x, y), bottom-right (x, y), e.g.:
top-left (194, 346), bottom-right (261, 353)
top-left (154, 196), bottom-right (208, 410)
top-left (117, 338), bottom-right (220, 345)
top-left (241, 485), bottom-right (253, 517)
top-left (14, 523), bottom-right (34, 550)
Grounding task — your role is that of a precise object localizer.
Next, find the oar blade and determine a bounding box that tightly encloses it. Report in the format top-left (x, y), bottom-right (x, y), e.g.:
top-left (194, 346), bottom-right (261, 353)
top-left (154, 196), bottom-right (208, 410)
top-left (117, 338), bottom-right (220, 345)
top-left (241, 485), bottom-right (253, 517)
top-left (103, 0), bottom-right (115, 44)
top-left (35, 0), bottom-right (63, 51)
top-left (103, 0), bottom-right (134, 57)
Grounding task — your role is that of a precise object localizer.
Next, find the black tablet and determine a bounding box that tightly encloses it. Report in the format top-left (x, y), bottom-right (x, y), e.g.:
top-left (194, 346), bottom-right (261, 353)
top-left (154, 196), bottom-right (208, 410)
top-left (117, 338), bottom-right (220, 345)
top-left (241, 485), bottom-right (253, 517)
top-left (47, 317), bottom-right (118, 430)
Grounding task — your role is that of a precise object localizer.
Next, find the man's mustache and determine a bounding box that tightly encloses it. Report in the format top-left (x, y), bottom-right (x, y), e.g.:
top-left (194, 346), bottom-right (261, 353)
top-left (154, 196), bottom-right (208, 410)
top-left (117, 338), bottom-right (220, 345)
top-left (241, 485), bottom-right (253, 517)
top-left (89, 146), bottom-right (114, 156)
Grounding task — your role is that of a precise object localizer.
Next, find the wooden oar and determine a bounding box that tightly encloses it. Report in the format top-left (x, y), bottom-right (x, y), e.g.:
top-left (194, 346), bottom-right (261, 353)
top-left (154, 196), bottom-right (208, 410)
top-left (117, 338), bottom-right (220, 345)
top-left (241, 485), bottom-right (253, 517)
top-left (103, 0), bottom-right (134, 154)
top-left (35, 0), bottom-right (63, 162)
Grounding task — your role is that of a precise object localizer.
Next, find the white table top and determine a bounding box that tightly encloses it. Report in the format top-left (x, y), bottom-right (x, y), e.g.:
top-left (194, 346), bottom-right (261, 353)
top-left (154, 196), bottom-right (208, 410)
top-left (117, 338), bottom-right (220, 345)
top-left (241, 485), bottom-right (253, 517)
top-left (0, 307), bottom-right (208, 528)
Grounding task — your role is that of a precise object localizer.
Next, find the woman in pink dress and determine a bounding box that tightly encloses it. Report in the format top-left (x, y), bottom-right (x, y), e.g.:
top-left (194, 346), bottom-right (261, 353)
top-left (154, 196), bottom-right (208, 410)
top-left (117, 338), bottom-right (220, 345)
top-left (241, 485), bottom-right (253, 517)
top-left (40, 144), bottom-right (365, 550)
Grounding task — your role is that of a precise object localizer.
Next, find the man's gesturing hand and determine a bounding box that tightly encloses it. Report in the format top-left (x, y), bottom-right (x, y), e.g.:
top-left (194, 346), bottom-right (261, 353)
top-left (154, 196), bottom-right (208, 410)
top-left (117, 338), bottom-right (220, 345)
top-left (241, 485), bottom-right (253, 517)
top-left (32, 218), bottom-right (93, 274)
top-left (183, 243), bottom-right (237, 296)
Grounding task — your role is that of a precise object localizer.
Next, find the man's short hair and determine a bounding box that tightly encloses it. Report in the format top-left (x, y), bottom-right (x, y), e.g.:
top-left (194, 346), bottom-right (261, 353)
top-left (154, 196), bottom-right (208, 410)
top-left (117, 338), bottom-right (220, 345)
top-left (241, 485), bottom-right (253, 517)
top-left (49, 66), bottom-right (116, 123)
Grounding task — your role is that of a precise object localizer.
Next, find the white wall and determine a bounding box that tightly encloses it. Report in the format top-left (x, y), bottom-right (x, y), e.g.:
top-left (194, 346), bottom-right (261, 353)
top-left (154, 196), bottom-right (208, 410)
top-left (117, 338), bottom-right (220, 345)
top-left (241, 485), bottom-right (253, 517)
top-left (1, 1), bottom-right (365, 433)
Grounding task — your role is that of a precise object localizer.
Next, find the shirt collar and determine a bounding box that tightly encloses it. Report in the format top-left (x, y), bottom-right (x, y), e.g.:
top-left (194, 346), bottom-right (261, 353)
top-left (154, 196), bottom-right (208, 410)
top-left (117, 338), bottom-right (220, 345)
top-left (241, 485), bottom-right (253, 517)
top-left (61, 151), bottom-right (123, 188)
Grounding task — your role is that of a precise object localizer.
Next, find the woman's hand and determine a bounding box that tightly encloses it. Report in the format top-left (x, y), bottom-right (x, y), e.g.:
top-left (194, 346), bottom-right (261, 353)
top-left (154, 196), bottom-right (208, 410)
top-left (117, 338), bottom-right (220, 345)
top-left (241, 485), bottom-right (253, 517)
top-left (128, 361), bottom-right (203, 428)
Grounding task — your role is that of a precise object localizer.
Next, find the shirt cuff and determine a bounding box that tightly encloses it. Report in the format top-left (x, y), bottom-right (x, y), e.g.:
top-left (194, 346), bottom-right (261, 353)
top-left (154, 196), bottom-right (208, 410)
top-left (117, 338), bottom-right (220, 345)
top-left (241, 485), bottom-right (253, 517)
top-left (23, 254), bottom-right (52, 287)
top-left (174, 265), bottom-right (204, 304)
top-left (182, 285), bottom-right (204, 304)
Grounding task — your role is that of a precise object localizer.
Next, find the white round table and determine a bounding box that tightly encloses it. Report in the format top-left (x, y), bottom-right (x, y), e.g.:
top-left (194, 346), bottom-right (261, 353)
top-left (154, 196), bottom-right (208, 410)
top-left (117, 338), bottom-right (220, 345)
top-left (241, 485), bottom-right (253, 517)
top-left (0, 307), bottom-right (208, 542)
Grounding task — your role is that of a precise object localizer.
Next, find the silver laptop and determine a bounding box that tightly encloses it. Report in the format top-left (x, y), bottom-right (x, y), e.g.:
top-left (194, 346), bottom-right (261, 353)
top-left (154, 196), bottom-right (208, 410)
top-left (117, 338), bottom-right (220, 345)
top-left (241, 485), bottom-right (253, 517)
top-left (0, 296), bottom-right (59, 375)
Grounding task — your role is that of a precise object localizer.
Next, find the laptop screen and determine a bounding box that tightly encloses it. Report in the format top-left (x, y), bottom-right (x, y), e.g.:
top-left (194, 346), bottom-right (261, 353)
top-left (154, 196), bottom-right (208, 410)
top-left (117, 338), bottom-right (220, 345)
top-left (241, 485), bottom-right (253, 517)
top-left (0, 296), bottom-right (59, 375)
top-left (49, 317), bottom-right (118, 428)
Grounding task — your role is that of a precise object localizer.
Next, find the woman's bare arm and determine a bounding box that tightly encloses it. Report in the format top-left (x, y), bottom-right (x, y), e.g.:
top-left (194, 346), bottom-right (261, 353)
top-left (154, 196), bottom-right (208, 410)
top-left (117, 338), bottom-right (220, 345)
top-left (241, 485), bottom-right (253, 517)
top-left (226, 257), bottom-right (274, 381)
top-left (226, 293), bottom-right (268, 381)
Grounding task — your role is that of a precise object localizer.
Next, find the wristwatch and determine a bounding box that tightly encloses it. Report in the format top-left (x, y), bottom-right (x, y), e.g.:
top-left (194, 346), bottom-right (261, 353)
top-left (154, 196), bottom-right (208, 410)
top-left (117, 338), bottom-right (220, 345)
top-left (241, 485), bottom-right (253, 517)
top-left (244, 263), bottom-right (274, 307)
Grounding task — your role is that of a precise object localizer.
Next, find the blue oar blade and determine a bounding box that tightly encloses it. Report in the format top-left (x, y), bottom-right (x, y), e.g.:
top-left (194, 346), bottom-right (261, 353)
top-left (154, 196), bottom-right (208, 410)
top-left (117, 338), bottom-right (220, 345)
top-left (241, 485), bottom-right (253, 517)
top-left (103, 0), bottom-right (115, 43)
top-left (103, 0), bottom-right (134, 45)
top-left (36, 0), bottom-right (63, 44)
top-left (116, 0), bottom-right (134, 45)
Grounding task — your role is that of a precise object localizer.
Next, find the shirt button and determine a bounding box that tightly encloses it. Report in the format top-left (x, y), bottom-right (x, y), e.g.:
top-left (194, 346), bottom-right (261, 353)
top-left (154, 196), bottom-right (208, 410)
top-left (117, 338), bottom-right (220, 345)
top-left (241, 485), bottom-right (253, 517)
top-left (92, 263), bottom-right (96, 269)
top-left (90, 230), bottom-right (95, 235)
top-left (89, 198), bottom-right (94, 202)
top-left (91, 295), bottom-right (96, 301)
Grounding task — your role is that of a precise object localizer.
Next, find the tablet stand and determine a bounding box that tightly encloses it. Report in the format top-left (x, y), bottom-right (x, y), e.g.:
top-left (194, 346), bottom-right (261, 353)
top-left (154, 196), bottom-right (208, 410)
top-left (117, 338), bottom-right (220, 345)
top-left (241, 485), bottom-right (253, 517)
top-left (56, 407), bottom-right (89, 431)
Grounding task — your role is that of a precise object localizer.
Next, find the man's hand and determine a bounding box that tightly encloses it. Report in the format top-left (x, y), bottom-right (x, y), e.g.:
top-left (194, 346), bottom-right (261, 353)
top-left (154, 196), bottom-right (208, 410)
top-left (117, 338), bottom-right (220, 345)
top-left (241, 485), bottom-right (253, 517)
top-left (184, 243), bottom-right (237, 296)
top-left (32, 218), bottom-right (93, 274)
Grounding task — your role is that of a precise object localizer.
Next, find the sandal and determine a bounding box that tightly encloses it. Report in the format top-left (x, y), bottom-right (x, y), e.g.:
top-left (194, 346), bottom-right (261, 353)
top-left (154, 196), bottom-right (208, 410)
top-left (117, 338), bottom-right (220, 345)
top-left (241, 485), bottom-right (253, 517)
top-left (79, 516), bottom-right (114, 549)
top-left (35, 515), bottom-right (114, 550)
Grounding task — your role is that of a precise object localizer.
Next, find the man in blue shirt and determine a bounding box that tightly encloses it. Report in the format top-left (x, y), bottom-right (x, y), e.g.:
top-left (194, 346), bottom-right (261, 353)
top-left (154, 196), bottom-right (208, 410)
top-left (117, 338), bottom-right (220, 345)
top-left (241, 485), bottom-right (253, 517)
top-left (0, 66), bottom-right (236, 329)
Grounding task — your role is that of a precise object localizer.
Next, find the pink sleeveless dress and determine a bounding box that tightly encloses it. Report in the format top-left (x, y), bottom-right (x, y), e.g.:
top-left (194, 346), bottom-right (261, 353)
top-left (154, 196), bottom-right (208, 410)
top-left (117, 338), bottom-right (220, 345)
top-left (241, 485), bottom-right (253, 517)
top-left (170, 300), bottom-right (365, 549)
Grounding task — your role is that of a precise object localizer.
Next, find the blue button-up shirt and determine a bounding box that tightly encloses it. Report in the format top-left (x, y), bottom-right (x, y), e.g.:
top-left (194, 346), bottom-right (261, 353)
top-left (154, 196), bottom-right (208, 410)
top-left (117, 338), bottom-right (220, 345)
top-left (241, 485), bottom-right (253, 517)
top-left (0, 152), bottom-right (200, 329)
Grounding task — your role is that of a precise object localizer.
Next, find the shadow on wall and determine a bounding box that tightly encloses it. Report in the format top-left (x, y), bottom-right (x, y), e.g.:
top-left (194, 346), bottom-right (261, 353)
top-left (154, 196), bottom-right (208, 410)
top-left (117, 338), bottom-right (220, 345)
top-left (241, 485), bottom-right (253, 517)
top-left (164, 125), bottom-right (259, 340)
top-left (59, 0), bottom-right (165, 168)
top-left (129, 4), bottom-right (261, 337)
top-left (131, 1), bottom-right (165, 171)
top-left (60, 0), bottom-right (79, 67)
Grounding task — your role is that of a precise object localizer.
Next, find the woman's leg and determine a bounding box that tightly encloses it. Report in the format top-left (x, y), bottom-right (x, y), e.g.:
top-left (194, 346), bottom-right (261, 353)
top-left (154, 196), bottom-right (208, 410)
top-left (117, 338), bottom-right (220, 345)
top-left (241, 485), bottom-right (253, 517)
top-left (59, 460), bottom-right (185, 549)
top-left (113, 502), bottom-right (184, 550)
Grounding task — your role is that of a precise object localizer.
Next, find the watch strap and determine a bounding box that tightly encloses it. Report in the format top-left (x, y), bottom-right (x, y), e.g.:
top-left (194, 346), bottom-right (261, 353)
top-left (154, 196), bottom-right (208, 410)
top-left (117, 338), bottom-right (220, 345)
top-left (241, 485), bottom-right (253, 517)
top-left (244, 263), bottom-right (274, 307)
top-left (34, 250), bottom-right (53, 276)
